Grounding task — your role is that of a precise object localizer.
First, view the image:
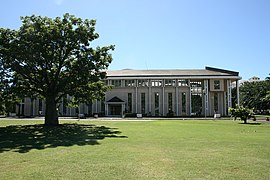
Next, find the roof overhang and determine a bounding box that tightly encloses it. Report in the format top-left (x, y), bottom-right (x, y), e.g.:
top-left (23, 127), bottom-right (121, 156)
top-left (105, 66), bottom-right (241, 80)
top-left (106, 76), bottom-right (241, 80)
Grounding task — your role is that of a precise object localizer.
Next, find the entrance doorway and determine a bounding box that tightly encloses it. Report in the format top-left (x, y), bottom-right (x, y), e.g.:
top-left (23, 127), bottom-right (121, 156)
top-left (109, 104), bottom-right (122, 115)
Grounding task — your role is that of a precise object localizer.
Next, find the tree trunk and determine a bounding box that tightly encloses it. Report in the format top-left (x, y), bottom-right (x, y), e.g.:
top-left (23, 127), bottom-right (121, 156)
top-left (45, 96), bottom-right (59, 125)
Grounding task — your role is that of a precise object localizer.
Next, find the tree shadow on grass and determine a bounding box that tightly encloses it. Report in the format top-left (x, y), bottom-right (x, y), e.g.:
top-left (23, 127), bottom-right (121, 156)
top-left (0, 123), bottom-right (127, 153)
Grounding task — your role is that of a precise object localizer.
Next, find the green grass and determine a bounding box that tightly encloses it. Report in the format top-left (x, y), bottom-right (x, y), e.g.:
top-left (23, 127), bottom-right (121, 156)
top-left (255, 114), bottom-right (270, 119)
top-left (0, 119), bottom-right (270, 179)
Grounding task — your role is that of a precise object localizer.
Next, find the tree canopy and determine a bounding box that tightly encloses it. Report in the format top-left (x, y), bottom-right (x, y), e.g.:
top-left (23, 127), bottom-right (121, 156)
top-left (0, 57), bottom-right (17, 114)
top-left (0, 13), bottom-right (114, 125)
top-left (239, 80), bottom-right (270, 112)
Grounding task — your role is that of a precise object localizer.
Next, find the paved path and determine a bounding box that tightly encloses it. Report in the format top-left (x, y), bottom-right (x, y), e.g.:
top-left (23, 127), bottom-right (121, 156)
top-left (1, 116), bottom-right (270, 123)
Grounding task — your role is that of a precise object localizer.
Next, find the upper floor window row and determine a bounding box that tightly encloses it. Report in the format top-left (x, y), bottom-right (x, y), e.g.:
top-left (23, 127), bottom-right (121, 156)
top-left (108, 79), bottom-right (190, 87)
top-left (111, 80), bottom-right (122, 87)
top-left (125, 80), bottom-right (136, 87)
top-left (178, 80), bottom-right (189, 87)
top-left (138, 80), bottom-right (149, 87)
top-left (190, 81), bottom-right (202, 94)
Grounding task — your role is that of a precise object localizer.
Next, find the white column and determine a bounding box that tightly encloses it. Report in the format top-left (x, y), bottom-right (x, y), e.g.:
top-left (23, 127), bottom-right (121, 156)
top-left (204, 79), bottom-right (209, 117)
top-left (176, 84), bottom-right (179, 116)
top-left (68, 95), bottom-right (72, 116)
top-left (227, 80), bottom-right (232, 115)
top-left (78, 102), bottom-right (81, 116)
top-left (32, 99), bottom-right (36, 116)
top-left (223, 92), bottom-right (226, 116)
top-left (149, 80), bottom-right (151, 115)
top-left (135, 86), bottom-right (138, 113)
top-left (105, 104), bottom-right (108, 116)
top-left (189, 80), bottom-right (192, 115)
top-left (96, 100), bottom-right (98, 113)
top-left (121, 104), bottom-right (125, 116)
top-left (162, 80), bottom-right (165, 116)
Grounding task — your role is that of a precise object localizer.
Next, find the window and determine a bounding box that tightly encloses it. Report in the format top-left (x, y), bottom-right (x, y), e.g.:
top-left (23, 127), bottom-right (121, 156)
top-left (165, 80), bottom-right (176, 87)
top-left (141, 93), bottom-right (146, 114)
top-left (214, 92), bottom-right (218, 112)
top-left (38, 99), bottom-right (43, 111)
top-left (214, 80), bottom-right (220, 90)
top-left (124, 80), bottom-right (135, 87)
top-left (138, 80), bottom-right (149, 87)
top-left (128, 93), bottom-right (132, 112)
top-left (111, 80), bottom-right (122, 87)
top-left (182, 92), bottom-right (186, 114)
top-left (178, 80), bottom-right (189, 86)
top-left (151, 80), bottom-right (163, 87)
top-left (154, 92), bottom-right (159, 116)
top-left (101, 98), bottom-right (105, 113)
top-left (168, 93), bottom-right (173, 111)
top-left (87, 102), bottom-right (92, 115)
top-left (191, 81), bottom-right (202, 114)
top-left (190, 81), bottom-right (202, 94)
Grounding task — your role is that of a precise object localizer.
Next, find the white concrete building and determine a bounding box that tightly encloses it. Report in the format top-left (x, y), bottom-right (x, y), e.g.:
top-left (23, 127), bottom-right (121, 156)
top-left (17, 66), bottom-right (241, 117)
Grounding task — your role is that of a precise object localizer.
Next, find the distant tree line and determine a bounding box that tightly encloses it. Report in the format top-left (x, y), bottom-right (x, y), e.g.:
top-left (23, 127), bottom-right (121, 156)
top-left (232, 74), bottom-right (270, 114)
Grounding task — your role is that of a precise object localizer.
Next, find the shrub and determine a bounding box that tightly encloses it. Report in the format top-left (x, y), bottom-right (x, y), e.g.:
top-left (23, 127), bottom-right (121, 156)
top-left (229, 105), bottom-right (254, 124)
top-left (167, 110), bottom-right (174, 117)
top-left (124, 113), bottom-right (137, 118)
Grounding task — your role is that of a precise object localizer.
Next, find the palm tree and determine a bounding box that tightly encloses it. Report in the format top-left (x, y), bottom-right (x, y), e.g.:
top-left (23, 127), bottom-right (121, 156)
top-left (266, 73), bottom-right (270, 81)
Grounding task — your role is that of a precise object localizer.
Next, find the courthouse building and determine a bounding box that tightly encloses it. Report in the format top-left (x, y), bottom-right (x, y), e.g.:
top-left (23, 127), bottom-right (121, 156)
top-left (17, 66), bottom-right (241, 117)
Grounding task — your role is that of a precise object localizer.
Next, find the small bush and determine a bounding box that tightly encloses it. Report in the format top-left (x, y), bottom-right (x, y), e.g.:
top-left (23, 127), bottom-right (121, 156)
top-left (229, 105), bottom-right (254, 124)
top-left (124, 113), bottom-right (137, 117)
top-left (167, 110), bottom-right (174, 117)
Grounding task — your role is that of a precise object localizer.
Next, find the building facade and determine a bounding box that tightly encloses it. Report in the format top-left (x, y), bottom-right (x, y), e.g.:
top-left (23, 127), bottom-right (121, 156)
top-left (16, 67), bottom-right (241, 117)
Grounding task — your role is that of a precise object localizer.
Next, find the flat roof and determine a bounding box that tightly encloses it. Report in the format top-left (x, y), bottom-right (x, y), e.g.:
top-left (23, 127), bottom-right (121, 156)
top-left (106, 67), bottom-right (240, 78)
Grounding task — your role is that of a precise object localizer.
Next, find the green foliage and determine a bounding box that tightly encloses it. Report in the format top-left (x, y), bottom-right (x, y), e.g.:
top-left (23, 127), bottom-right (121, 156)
top-left (124, 112), bottom-right (137, 117)
top-left (231, 86), bottom-right (238, 108)
top-left (265, 75), bottom-right (270, 101)
top-left (229, 105), bottom-right (254, 123)
top-left (0, 59), bottom-right (21, 115)
top-left (0, 59), bottom-right (7, 113)
top-left (0, 13), bottom-right (114, 124)
top-left (239, 80), bottom-right (270, 111)
top-left (265, 90), bottom-right (270, 101)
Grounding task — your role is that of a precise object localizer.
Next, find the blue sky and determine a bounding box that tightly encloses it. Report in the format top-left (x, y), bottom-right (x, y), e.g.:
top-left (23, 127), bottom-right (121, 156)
top-left (1, 0), bottom-right (270, 80)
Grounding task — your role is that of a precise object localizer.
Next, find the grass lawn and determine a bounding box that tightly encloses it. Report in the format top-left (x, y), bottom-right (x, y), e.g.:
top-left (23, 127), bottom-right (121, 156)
top-left (255, 114), bottom-right (270, 119)
top-left (0, 119), bottom-right (269, 179)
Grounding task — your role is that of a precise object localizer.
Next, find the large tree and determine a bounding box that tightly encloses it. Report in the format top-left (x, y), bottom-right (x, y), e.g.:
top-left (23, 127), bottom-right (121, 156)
top-left (0, 14), bottom-right (114, 125)
top-left (239, 79), bottom-right (270, 111)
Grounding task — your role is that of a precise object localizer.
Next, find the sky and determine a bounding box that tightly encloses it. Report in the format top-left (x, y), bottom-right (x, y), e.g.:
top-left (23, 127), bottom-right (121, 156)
top-left (1, 0), bottom-right (270, 80)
